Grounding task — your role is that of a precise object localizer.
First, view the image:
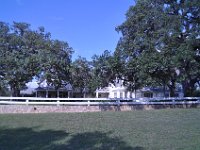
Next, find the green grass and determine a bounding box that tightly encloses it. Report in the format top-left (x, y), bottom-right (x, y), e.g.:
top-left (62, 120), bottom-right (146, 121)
top-left (0, 109), bottom-right (200, 150)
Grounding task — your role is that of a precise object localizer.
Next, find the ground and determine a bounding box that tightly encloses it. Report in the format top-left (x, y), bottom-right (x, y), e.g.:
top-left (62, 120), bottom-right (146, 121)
top-left (0, 109), bottom-right (200, 150)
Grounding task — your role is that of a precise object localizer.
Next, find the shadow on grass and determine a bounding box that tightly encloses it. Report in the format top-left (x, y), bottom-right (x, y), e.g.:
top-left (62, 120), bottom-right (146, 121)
top-left (57, 131), bottom-right (141, 150)
top-left (0, 128), bottom-right (145, 150)
top-left (0, 127), bottom-right (67, 150)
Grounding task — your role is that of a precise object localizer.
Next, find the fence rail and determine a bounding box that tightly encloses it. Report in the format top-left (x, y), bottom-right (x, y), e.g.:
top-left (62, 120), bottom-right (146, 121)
top-left (0, 97), bottom-right (200, 106)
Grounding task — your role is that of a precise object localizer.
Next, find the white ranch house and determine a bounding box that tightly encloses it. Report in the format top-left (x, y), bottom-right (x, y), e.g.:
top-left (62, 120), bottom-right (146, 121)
top-left (96, 80), bottom-right (184, 98)
top-left (21, 79), bottom-right (184, 98)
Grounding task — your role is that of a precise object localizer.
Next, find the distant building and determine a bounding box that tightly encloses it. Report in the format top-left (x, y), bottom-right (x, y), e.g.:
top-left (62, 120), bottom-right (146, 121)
top-left (96, 78), bottom-right (134, 98)
top-left (136, 87), bottom-right (183, 98)
top-left (35, 80), bottom-right (74, 98)
top-left (20, 79), bottom-right (91, 98)
top-left (21, 79), bottom-right (184, 98)
top-left (96, 79), bottom-right (184, 98)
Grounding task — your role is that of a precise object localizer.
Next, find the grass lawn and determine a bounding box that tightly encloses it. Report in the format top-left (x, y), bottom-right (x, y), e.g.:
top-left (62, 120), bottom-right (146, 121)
top-left (0, 109), bottom-right (200, 150)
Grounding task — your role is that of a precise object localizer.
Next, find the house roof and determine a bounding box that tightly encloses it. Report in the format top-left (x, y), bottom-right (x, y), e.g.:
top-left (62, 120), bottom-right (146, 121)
top-left (140, 87), bottom-right (182, 93)
top-left (35, 83), bottom-right (73, 91)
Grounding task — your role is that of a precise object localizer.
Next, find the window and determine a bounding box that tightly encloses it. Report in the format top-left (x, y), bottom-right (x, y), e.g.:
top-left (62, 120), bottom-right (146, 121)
top-left (120, 92), bottom-right (123, 98)
top-left (114, 92), bottom-right (117, 98)
top-left (143, 92), bottom-right (153, 98)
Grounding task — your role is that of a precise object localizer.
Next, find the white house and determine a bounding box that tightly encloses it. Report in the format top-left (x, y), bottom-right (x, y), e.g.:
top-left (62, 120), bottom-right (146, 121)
top-left (21, 78), bottom-right (184, 98)
top-left (96, 79), bottom-right (135, 98)
top-left (96, 79), bottom-right (184, 98)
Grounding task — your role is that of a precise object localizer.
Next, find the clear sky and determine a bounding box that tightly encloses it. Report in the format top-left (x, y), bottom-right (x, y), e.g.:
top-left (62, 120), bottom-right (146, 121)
top-left (0, 0), bottom-right (133, 60)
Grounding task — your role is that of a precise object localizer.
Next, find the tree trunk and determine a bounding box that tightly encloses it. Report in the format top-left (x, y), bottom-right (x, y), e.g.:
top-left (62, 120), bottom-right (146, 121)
top-left (169, 86), bottom-right (176, 97)
top-left (11, 88), bottom-right (20, 97)
top-left (163, 85), bottom-right (166, 97)
top-left (167, 80), bottom-right (176, 97)
top-left (182, 80), bottom-right (196, 97)
top-left (162, 80), bottom-right (167, 97)
top-left (11, 84), bottom-right (20, 97)
top-left (83, 92), bottom-right (86, 98)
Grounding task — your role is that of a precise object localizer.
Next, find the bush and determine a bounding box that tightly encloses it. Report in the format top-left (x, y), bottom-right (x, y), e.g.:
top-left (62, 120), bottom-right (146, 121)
top-left (192, 90), bottom-right (200, 97)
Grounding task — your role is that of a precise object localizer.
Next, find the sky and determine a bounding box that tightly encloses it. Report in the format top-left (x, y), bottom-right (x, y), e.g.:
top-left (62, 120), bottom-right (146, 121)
top-left (0, 0), bottom-right (133, 60)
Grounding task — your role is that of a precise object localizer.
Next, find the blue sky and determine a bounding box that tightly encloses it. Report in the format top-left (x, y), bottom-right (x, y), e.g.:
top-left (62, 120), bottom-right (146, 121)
top-left (0, 0), bottom-right (133, 60)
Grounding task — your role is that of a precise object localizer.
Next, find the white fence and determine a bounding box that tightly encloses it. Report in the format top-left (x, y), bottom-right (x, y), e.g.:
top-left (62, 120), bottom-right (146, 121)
top-left (0, 97), bottom-right (200, 106)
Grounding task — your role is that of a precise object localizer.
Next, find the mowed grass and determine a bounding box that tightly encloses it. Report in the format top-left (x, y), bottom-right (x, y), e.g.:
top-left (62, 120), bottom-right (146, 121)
top-left (0, 109), bottom-right (200, 150)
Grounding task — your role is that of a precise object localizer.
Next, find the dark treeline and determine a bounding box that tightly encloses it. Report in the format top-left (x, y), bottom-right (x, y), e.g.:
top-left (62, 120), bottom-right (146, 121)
top-left (0, 0), bottom-right (200, 97)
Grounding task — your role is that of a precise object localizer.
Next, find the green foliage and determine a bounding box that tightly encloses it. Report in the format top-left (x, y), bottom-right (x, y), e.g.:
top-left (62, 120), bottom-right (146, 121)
top-left (91, 50), bottom-right (117, 88)
top-left (0, 21), bottom-right (73, 96)
top-left (71, 56), bottom-right (92, 92)
top-left (39, 40), bottom-right (73, 89)
top-left (1, 0), bottom-right (199, 97)
top-left (116, 0), bottom-right (200, 96)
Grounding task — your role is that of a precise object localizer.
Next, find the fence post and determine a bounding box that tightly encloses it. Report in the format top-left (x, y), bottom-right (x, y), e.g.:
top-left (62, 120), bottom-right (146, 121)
top-left (172, 99), bottom-right (175, 107)
top-left (117, 99), bottom-right (120, 106)
top-left (26, 99), bottom-right (29, 106)
top-left (88, 100), bottom-right (90, 106)
top-left (57, 100), bottom-right (60, 106)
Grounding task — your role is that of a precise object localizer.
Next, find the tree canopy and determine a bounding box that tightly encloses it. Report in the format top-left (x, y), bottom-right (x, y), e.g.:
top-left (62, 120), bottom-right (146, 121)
top-left (71, 56), bottom-right (92, 93)
top-left (116, 0), bottom-right (200, 96)
top-left (1, 0), bottom-right (200, 98)
top-left (0, 21), bottom-right (73, 96)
